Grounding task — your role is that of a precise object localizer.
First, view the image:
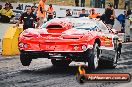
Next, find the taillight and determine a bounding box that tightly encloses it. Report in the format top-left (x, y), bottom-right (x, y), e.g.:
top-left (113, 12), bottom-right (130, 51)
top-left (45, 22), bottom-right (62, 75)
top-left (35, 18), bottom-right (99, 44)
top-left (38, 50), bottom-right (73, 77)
top-left (81, 45), bottom-right (87, 51)
top-left (18, 43), bottom-right (28, 48)
top-left (18, 42), bottom-right (24, 48)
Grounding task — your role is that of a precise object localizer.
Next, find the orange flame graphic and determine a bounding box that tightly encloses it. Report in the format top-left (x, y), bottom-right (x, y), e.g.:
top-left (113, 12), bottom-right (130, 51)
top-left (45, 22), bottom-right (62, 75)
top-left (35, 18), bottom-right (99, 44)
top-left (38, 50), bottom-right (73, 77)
top-left (78, 65), bottom-right (86, 75)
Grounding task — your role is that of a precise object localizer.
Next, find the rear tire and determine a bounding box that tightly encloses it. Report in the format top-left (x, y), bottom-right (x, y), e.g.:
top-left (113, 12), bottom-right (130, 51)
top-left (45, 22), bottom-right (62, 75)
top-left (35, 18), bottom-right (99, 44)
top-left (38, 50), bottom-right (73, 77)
top-left (20, 53), bottom-right (32, 66)
top-left (85, 43), bottom-right (100, 71)
top-left (51, 59), bottom-right (71, 67)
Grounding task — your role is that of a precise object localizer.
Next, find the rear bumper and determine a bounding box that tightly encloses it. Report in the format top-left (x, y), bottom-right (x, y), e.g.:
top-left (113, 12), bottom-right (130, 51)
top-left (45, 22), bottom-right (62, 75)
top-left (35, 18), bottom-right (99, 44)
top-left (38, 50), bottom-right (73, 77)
top-left (20, 50), bottom-right (86, 60)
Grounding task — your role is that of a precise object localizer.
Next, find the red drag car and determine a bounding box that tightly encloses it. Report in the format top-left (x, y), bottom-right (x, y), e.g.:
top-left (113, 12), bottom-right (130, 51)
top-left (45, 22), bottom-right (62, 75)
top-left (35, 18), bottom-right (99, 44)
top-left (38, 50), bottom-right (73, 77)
top-left (18, 17), bottom-right (122, 71)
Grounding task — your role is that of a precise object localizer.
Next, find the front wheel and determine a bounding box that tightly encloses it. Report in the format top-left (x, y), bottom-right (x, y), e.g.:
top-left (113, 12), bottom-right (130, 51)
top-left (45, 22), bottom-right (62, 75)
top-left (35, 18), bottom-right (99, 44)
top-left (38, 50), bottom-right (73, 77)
top-left (20, 53), bottom-right (32, 66)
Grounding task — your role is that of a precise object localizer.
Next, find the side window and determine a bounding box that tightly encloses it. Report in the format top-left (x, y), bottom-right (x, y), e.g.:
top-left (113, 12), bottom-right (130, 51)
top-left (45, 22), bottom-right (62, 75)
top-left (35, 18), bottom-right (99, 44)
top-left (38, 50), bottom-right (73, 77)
top-left (97, 21), bottom-right (109, 33)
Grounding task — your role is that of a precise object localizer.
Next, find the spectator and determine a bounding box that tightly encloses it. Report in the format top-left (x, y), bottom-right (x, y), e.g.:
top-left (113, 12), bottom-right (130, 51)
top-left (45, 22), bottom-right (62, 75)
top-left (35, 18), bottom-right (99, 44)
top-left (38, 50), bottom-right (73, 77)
top-left (100, 13), bottom-right (106, 22)
top-left (75, 0), bottom-right (79, 7)
top-left (21, 4), bottom-right (23, 10)
top-left (16, 4), bottom-right (22, 10)
top-left (9, 3), bottom-right (13, 9)
top-left (0, 5), bottom-right (2, 19)
top-left (0, 5), bottom-right (2, 10)
top-left (37, 0), bottom-right (47, 26)
top-left (90, 0), bottom-right (95, 8)
top-left (32, 6), bottom-right (37, 16)
top-left (117, 11), bottom-right (126, 32)
top-left (0, 3), bottom-right (14, 23)
top-left (16, 5), bottom-right (40, 30)
top-left (104, 3), bottom-right (115, 28)
top-left (66, 9), bottom-right (72, 17)
top-left (79, 9), bottom-right (88, 17)
top-left (100, 0), bottom-right (105, 8)
top-left (114, 0), bottom-right (119, 9)
top-left (24, 5), bottom-right (27, 11)
top-left (95, 0), bottom-right (101, 8)
top-left (32, 2), bottom-right (37, 9)
top-left (32, 2), bottom-right (38, 16)
top-left (89, 8), bottom-right (101, 18)
top-left (47, 4), bottom-right (54, 21)
top-left (124, 0), bottom-right (130, 9)
top-left (81, 0), bottom-right (85, 7)
top-left (127, 9), bottom-right (132, 17)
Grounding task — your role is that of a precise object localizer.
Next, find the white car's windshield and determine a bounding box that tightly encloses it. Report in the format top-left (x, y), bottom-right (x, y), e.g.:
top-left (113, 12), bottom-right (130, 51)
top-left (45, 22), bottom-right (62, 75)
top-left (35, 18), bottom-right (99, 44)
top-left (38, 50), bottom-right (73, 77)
top-left (96, 21), bottom-right (109, 33)
top-left (74, 24), bottom-right (97, 30)
top-left (41, 18), bottom-right (109, 32)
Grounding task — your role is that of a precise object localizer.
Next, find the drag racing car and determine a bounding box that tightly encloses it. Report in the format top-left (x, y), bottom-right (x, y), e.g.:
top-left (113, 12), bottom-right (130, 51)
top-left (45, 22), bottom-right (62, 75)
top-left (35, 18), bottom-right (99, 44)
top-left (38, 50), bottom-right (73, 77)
top-left (18, 17), bottom-right (122, 71)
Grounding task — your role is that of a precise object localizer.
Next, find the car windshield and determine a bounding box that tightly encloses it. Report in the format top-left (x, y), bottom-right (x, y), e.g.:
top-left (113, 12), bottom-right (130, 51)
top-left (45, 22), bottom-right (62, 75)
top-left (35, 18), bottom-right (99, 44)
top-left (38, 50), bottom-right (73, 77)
top-left (73, 21), bottom-right (97, 30)
top-left (41, 18), bottom-right (109, 32)
top-left (95, 21), bottom-right (109, 33)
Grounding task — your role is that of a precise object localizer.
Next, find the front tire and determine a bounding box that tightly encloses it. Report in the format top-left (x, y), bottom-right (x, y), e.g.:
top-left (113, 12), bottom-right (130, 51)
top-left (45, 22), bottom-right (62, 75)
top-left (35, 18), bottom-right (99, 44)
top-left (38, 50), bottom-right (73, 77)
top-left (20, 53), bottom-right (32, 66)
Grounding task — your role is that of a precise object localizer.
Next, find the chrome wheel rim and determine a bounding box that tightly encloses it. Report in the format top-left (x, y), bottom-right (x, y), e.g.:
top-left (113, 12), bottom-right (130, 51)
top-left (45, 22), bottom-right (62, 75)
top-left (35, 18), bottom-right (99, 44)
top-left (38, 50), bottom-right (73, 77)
top-left (94, 44), bottom-right (99, 69)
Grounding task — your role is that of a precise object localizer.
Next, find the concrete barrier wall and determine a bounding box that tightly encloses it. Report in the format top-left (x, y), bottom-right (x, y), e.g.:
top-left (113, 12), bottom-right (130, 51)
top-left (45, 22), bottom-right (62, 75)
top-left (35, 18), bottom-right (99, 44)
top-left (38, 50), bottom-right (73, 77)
top-left (2, 27), bottom-right (23, 56)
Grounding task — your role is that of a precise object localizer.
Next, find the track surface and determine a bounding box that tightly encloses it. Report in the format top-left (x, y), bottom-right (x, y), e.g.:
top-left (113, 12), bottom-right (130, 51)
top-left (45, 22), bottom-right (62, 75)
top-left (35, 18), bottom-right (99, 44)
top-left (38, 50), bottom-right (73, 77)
top-left (0, 43), bottom-right (132, 87)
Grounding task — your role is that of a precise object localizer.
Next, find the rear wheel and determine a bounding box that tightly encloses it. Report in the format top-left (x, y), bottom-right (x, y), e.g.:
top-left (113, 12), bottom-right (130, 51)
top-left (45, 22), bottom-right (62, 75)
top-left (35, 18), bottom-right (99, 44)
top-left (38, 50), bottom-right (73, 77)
top-left (20, 53), bottom-right (32, 66)
top-left (51, 59), bottom-right (71, 67)
top-left (85, 43), bottom-right (100, 71)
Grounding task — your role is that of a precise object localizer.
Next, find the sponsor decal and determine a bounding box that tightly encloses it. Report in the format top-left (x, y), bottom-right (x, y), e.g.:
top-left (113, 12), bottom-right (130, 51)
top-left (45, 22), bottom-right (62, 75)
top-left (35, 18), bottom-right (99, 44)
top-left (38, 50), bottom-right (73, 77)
top-left (104, 37), bottom-right (110, 45)
top-left (102, 36), bottom-right (111, 46)
top-left (76, 65), bottom-right (131, 84)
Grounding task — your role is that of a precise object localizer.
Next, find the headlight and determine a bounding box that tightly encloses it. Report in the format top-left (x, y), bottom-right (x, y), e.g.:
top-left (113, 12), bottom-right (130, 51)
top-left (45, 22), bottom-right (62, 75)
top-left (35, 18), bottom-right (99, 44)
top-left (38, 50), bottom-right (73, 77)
top-left (81, 45), bottom-right (87, 51)
top-left (18, 43), bottom-right (24, 48)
